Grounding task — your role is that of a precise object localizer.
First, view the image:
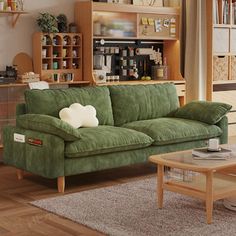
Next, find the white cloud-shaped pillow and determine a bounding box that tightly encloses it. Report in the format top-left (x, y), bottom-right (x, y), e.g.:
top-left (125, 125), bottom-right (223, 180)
top-left (59, 103), bottom-right (99, 128)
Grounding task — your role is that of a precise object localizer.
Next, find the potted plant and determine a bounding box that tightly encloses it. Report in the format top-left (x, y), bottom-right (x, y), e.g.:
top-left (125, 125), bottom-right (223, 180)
top-left (37, 12), bottom-right (58, 33)
top-left (57, 14), bottom-right (68, 33)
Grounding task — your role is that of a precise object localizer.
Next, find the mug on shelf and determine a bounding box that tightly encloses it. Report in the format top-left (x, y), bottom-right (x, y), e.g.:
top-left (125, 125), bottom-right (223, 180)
top-left (52, 73), bottom-right (60, 82)
top-left (63, 60), bottom-right (67, 69)
top-left (42, 63), bottom-right (48, 70)
top-left (62, 49), bottom-right (67, 57)
top-left (53, 62), bottom-right (58, 70)
top-left (42, 49), bottom-right (47, 58)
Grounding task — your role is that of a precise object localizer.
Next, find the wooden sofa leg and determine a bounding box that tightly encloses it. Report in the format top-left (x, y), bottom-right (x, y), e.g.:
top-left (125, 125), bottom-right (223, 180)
top-left (57, 176), bottom-right (65, 193)
top-left (16, 169), bottom-right (24, 180)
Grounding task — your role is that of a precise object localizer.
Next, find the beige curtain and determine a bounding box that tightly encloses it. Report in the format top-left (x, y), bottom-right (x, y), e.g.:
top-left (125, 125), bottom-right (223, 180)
top-left (181, 0), bottom-right (207, 102)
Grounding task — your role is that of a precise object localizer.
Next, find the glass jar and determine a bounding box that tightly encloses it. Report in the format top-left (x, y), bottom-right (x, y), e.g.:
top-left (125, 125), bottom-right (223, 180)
top-left (151, 65), bottom-right (169, 80)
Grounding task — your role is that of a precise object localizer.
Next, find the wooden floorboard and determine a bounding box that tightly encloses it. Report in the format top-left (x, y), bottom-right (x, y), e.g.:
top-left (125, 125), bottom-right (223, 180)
top-left (0, 163), bottom-right (156, 236)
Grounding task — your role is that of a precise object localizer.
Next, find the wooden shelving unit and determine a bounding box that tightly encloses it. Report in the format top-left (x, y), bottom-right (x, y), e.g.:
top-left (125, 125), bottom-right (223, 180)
top-left (33, 32), bottom-right (83, 83)
top-left (207, 0), bottom-right (236, 136)
top-left (0, 10), bottom-right (28, 27)
top-left (75, 1), bottom-right (183, 85)
top-left (208, 0), bottom-right (236, 86)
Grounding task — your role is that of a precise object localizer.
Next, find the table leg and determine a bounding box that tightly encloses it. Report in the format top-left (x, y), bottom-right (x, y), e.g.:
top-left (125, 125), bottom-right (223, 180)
top-left (157, 164), bottom-right (164, 208)
top-left (206, 171), bottom-right (213, 224)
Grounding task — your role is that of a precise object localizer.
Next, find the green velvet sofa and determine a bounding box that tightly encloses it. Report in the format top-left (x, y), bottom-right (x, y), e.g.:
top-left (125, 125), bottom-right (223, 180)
top-left (3, 83), bottom-right (231, 192)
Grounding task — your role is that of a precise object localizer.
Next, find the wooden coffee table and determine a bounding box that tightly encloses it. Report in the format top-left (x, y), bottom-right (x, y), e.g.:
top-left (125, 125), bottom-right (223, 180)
top-left (149, 145), bottom-right (236, 224)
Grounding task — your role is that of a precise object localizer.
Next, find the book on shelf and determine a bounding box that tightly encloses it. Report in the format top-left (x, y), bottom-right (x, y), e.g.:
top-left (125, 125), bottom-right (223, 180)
top-left (213, 0), bottom-right (219, 24)
top-left (192, 147), bottom-right (232, 160)
top-left (223, 0), bottom-right (230, 24)
top-left (233, 0), bottom-right (236, 25)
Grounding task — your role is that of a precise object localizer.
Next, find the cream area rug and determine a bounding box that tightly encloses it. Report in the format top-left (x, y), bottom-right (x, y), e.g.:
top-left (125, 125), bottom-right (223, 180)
top-left (31, 177), bottom-right (236, 236)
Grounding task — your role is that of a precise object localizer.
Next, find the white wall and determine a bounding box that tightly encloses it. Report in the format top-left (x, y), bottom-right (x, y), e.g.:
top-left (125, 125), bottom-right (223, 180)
top-left (0, 0), bottom-right (78, 70)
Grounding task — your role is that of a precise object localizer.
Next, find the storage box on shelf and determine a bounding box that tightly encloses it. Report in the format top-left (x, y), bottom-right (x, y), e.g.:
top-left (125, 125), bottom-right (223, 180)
top-left (33, 32), bottom-right (83, 84)
top-left (75, 1), bottom-right (183, 88)
top-left (231, 55), bottom-right (236, 80)
top-left (213, 55), bottom-right (229, 81)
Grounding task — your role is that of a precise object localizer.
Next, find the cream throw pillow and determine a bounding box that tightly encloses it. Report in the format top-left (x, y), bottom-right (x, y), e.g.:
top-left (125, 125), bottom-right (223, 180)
top-left (59, 103), bottom-right (99, 128)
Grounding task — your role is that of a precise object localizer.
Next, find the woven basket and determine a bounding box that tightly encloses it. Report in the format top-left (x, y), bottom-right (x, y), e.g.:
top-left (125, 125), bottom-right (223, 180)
top-left (213, 56), bottom-right (229, 81)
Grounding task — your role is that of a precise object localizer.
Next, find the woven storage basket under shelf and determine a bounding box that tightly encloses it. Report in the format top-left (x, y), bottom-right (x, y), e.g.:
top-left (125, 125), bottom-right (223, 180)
top-left (213, 56), bottom-right (229, 81)
top-left (231, 56), bottom-right (236, 80)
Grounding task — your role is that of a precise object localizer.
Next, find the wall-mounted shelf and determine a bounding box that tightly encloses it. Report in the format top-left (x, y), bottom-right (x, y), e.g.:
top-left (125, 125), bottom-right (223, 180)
top-left (0, 10), bottom-right (28, 27)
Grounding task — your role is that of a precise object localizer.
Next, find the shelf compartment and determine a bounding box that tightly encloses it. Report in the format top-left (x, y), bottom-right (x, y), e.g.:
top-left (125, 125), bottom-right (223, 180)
top-left (62, 35), bottom-right (72, 46)
top-left (42, 44), bottom-right (52, 58)
top-left (213, 27), bottom-right (230, 53)
top-left (42, 58), bottom-right (52, 70)
top-left (72, 58), bottom-right (80, 69)
top-left (231, 28), bottom-right (236, 53)
top-left (62, 58), bottom-right (72, 69)
top-left (41, 34), bottom-right (52, 46)
top-left (52, 35), bottom-right (62, 46)
top-left (52, 58), bottom-right (62, 70)
top-left (93, 11), bottom-right (137, 38)
top-left (72, 35), bottom-right (81, 46)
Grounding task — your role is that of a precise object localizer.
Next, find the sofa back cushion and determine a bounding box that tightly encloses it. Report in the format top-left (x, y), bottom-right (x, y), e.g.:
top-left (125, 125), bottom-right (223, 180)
top-left (24, 86), bottom-right (114, 125)
top-left (109, 83), bottom-right (179, 126)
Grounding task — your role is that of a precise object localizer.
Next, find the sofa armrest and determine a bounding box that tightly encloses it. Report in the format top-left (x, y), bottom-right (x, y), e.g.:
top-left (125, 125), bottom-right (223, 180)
top-left (215, 116), bottom-right (228, 144)
top-left (16, 114), bottom-right (81, 141)
top-left (171, 100), bottom-right (232, 125)
top-left (3, 126), bottom-right (65, 178)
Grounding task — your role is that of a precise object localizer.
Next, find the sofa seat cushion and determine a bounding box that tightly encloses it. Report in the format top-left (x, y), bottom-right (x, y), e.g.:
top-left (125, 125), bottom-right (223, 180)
top-left (122, 118), bottom-right (222, 146)
top-left (65, 126), bottom-right (154, 158)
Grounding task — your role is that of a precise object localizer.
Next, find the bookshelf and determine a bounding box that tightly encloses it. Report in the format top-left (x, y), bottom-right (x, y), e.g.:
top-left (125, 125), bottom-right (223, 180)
top-left (212, 0), bottom-right (236, 82)
top-left (207, 0), bottom-right (236, 136)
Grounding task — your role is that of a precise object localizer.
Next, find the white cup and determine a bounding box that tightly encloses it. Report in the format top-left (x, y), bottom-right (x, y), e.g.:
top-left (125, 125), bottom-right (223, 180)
top-left (208, 138), bottom-right (219, 151)
top-left (42, 49), bottom-right (47, 58)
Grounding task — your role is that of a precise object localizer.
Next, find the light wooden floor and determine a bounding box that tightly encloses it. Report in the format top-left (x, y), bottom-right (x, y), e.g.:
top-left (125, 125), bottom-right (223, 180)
top-left (0, 163), bottom-right (156, 236)
top-left (0, 136), bottom-right (235, 235)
